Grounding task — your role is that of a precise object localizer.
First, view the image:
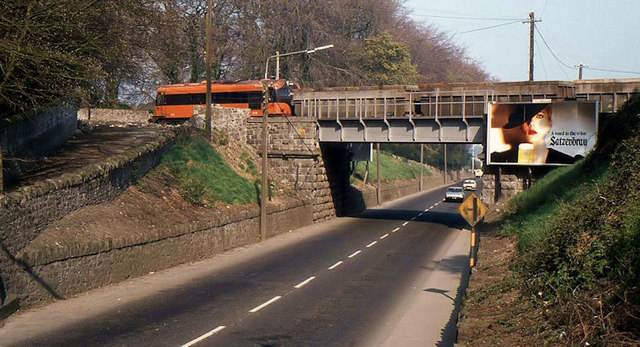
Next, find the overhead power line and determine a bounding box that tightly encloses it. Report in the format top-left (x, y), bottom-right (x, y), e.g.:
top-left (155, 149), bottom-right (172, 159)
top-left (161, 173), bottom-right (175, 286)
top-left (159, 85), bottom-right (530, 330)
top-left (584, 66), bottom-right (640, 75)
top-left (457, 20), bottom-right (522, 35)
top-left (534, 26), bottom-right (574, 69)
top-left (535, 26), bottom-right (640, 78)
top-left (410, 13), bottom-right (522, 21)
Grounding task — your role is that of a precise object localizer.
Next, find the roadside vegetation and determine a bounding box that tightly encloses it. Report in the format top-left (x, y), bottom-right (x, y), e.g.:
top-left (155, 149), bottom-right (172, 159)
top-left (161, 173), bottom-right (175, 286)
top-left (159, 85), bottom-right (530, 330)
top-left (381, 143), bottom-right (471, 171)
top-left (352, 151), bottom-right (432, 183)
top-left (469, 95), bottom-right (640, 344)
top-left (158, 134), bottom-right (257, 206)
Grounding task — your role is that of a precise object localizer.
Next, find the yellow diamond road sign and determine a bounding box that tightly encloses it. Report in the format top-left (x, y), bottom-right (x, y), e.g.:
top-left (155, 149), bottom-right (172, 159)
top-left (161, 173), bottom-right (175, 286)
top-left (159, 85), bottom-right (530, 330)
top-left (458, 193), bottom-right (488, 227)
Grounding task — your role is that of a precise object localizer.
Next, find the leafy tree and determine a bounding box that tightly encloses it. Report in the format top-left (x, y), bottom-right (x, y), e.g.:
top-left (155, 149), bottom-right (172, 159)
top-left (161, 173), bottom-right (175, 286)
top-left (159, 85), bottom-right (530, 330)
top-left (0, 0), bottom-right (155, 116)
top-left (359, 32), bottom-right (419, 85)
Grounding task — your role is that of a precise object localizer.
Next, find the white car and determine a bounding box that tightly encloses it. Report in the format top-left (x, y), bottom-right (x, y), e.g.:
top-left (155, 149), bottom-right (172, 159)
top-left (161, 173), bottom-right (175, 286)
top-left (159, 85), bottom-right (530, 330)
top-left (463, 179), bottom-right (477, 191)
top-left (444, 187), bottom-right (465, 202)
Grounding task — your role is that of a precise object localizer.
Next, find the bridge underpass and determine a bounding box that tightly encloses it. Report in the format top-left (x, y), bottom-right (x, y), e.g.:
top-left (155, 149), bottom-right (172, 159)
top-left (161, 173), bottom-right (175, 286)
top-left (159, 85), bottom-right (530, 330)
top-left (291, 78), bottom-right (640, 203)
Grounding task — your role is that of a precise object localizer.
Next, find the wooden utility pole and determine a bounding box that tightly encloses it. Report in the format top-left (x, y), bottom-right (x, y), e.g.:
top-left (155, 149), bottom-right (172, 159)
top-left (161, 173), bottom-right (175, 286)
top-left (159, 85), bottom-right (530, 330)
top-left (205, 0), bottom-right (213, 141)
top-left (260, 81), bottom-right (269, 241)
top-left (376, 143), bottom-right (381, 205)
top-left (575, 63), bottom-right (585, 80)
top-left (443, 144), bottom-right (448, 184)
top-left (524, 12), bottom-right (541, 82)
top-left (0, 149), bottom-right (3, 192)
top-left (419, 144), bottom-right (424, 191)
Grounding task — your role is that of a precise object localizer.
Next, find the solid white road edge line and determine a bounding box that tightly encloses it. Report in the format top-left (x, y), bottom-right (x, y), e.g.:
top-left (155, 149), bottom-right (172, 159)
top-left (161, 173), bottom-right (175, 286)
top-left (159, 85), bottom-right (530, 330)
top-left (348, 250), bottom-right (362, 258)
top-left (366, 241), bottom-right (377, 248)
top-left (294, 276), bottom-right (316, 289)
top-left (328, 261), bottom-right (343, 270)
top-left (380, 233), bottom-right (389, 239)
top-left (181, 326), bottom-right (226, 347)
top-left (249, 296), bottom-right (282, 313)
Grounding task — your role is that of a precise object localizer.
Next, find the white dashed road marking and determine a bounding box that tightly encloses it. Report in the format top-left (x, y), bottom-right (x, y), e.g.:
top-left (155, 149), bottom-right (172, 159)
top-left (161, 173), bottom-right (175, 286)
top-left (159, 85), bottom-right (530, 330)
top-left (402, 222), bottom-right (409, 226)
top-left (380, 233), bottom-right (389, 239)
top-left (249, 296), bottom-right (282, 313)
top-left (348, 250), bottom-right (362, 258)
top-left (294, 276), bottom-right (316, 289)
top-left (181, 326), bottom-right (226, 347)
top-left (366, 241), bottom-right (377, 248)
top-left (392, 227), bottom-right (400, 233)
top-left (328, 261), bottom-right (343, 270)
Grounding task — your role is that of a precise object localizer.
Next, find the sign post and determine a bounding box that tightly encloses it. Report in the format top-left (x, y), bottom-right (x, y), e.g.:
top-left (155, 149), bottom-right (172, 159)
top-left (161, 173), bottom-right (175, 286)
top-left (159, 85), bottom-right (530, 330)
top-left (458, 193), bottom-right (488, 268)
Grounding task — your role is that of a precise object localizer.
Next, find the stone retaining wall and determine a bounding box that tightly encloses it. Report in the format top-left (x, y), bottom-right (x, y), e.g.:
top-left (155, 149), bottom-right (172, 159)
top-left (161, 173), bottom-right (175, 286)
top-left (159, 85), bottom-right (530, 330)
top-left (77, 108), bottom-right (152, 125)
top-left (0, 129), bottom-right (178, 307)
top-left (8, 197), bottom-right (312, 306)
top-left (1, 106), bottom-right (77, 184)
top-left (480, 165), bottom-right (550, 204)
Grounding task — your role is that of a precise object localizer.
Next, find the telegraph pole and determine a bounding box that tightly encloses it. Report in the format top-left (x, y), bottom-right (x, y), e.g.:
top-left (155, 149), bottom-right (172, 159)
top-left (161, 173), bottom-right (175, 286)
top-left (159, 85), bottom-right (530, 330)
top-left (443, 144), bottom-right (447, 184)
top-left (419, 144), bottom-right (424, 191)
top-left (0, 149), bottom-right (3, 192)
top-left (205, 0), bottom-right (213, 141)
top-left (376, 143), bottom-right (381, 205)
top-left (524, 12), bottom-right (541, 82)
top-left (575, 63), bottom-right (586, 80)
top-left (260, 81), bottom-right (269, 241)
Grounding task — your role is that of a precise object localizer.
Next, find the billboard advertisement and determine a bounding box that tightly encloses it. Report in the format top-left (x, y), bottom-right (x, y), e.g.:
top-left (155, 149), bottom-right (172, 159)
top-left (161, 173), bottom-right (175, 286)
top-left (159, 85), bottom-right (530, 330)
top-left (487, 101), bottom-right (598, 166)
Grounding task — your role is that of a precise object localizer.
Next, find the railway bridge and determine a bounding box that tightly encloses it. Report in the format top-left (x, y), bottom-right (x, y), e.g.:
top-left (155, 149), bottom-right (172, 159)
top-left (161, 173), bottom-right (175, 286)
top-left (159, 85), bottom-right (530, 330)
top-left (291, 78), bottom-right (640, 202)
top-left (294, 78), bottom-right (640, 144)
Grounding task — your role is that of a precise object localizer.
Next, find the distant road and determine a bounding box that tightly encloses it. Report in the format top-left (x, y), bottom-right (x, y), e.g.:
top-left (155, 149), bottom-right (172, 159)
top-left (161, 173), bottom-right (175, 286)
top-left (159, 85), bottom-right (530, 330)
top-left (1, 180), bottom-right (480, 346)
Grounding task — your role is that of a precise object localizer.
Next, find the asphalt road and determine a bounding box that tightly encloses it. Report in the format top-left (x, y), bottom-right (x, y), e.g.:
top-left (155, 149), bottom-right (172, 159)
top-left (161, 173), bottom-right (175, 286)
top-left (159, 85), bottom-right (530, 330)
top-left (1, 179), bottom-right (481, 346)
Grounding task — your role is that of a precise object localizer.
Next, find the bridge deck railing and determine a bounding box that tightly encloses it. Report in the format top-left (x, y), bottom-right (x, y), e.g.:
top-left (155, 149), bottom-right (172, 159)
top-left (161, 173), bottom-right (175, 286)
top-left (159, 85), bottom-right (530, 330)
top-left (294, 89), bottom-right (495, 119)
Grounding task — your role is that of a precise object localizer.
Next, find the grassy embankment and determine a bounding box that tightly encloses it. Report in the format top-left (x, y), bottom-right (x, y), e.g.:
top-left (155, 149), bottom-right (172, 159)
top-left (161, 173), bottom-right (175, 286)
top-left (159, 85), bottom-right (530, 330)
top-left (352, 151), bottom-right (432, 183)
top-left (158, 135), bottom-right (428, 206)
top-left (494, 95), bottom-right (640, 344)
top-left (159, 134), bottom-right (258, 205)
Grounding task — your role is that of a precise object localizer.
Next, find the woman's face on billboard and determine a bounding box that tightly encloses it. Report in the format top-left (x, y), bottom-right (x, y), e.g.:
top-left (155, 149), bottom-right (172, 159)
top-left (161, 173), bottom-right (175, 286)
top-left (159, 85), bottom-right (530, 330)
top-left (525, 109), bottom-right (551, 143)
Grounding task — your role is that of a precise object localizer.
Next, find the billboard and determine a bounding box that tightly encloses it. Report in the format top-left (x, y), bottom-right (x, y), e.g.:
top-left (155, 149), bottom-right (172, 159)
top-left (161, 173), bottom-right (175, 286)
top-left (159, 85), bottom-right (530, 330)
top-left (487, 101), bottom-right (598, 166)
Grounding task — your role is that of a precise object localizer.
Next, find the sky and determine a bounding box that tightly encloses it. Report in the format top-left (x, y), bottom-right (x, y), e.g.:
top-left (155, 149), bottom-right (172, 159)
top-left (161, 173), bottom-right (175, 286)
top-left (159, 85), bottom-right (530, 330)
top-left (404, 0), bottom-right (640, 82)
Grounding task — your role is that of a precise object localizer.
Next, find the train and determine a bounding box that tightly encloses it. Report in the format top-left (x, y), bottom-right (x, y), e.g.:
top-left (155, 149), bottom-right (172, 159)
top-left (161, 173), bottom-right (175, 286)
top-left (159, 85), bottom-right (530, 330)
top-left (154, 79), bottom-right (299, 120)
